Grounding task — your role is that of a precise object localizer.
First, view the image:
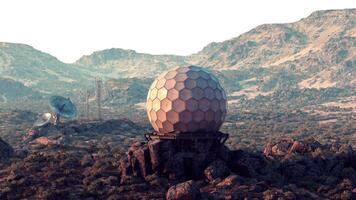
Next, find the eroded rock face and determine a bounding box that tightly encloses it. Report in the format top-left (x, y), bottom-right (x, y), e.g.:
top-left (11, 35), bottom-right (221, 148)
top-left (0, 137), bottom-right (13, 161)
top-left (119, 138), bottom-right (230, 181)
top-left (166, 180), bottom-right (200, 200)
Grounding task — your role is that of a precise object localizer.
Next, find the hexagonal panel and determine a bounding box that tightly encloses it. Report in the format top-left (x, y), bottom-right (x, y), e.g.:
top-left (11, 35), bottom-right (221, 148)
top-left (187, 70), bottom-right (200, 79)
top-left (204, 87), bottom-right (215, 100)
top-left (156, 78), bottom-right (166, 89)
top-left (146, 99), bottom-right (153, 111)
top-left (215, 89), bottom-right (223, 100)
top-left (150, 120), bottom-right (158, 130)
top-left (149, 88), bottom-right (158, 100)
top-left (161, 98), bottom-right (172, 112)
top-left (222, 90), bottom-right (227, 100)
top-left (184, 79), bottom-right (197, 89)
top-left (207, 79), bottom-right (217, 89)
top-left (177, 67), bottom-right (189, 73)
top-left (179, 88), bottom-right (193, 101)
top-left (152, 98), bottom-right (161, 112)
top-left (162, 121), bottom-right (174, 133)
top-left (175, 82), bottom-right (185, 91)
top-left (205, 110), bottom-right (215, 122)
top-left (172, 98), bottom-right (186, 112)
top-left (165, 79), bottom-right (176, 90)
top-left (210, 99), bottom-right (219, 112)
top-left (220, 101), bottom-right (227, 111)
top-left (167, 89), bottom-right (179, 100)
top-left (199, 71), bottom-right (210, 80)
top-left (186, 99), bottom-right (198, 112)
top-left (157, 110), bottom-right (166, 122)
top-left (165, 70), bottom-right (178, 79)
top-left (196, 78), bottom-right (208, 89)
top-left (192, 87), bottom-right (204, 100)
top-left (179, 111), bottom-right (193, 123)
top-left (193, 110), bottom-right (205, 122)
top-left (156, 120), bottom-right (163, 129)
top-left (157, 88), bottom-right (168, 100)
top-left (199, 98), bottom-right (210, 112)
top-left (150, 110), bottom-right (157, 121)
top-left (175, 73), bottom-right (188, 82)
top-left (214, 111), bottom-right (222, 123)
top-left (167, 110), bottom-right (179, 124)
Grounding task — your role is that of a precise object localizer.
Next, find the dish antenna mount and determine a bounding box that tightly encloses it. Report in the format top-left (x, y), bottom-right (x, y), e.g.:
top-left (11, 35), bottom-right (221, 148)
top-left (33, 113), bottom-right (52, 127)
top-left (49, 95), bottom-right (77, 125)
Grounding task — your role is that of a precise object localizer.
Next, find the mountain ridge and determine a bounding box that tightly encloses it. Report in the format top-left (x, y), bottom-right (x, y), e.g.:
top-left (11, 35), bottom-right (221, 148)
top-left (0, 8), bottom-right (354, 104)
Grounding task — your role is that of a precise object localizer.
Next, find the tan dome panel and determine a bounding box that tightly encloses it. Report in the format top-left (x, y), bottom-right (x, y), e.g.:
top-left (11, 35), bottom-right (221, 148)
top-left (165, 79), bottom-right (176, 89)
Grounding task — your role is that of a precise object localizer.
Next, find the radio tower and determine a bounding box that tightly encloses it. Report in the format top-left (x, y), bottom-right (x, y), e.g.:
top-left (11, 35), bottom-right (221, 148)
top-left (86, 89), bottom-right (91, 120)
top-left (95, 78), bottom-right (103, 121)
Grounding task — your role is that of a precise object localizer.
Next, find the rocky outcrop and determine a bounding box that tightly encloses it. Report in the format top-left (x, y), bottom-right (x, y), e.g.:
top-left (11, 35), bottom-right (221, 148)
top-left (204, 160), bottom-right (230, 183)
top-left (1, 130), bottom-right (356, 200)
top-left (166, 180), bottom-right (200, 200)
top-left (263, 138), bottom-right (311, 157)
top-left (119, 138), bottom-right (230, 181)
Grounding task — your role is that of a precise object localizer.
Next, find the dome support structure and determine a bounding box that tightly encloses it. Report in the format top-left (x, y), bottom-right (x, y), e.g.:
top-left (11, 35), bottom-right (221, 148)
top-left (145, 131), bottom-right (229, 145)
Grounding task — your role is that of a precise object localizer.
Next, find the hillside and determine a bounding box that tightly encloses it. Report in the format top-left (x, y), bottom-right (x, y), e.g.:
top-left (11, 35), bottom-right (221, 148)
top-left (75, 48), bottom-right (187, 78)
top-left (0, 78), bottom-right (42, 104)
top-left (73, 9), bottom-right (355, 102)
top-left (0, 43), bottom-right (93, 94)
top-left (189, 9), bottom-right (355, 92)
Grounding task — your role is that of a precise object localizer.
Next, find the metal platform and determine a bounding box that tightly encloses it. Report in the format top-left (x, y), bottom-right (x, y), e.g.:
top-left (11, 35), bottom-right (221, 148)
top-left (144, 131), bottom-right (229, 144)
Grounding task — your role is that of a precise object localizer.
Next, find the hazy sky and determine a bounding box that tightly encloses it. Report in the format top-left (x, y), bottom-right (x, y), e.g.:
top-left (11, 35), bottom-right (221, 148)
top-left (0, 0), bottom-right (355, 63)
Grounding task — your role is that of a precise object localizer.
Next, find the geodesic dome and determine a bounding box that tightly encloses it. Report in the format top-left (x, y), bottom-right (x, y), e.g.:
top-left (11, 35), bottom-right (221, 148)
top-left (146, 65), bottom-right (227, 134)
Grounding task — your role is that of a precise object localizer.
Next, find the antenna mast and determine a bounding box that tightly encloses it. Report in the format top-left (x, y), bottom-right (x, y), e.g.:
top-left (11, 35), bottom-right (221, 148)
top-left (86, 89), bottom-right (90, 120)
top-left (96, 77), bottom-right (103, 121)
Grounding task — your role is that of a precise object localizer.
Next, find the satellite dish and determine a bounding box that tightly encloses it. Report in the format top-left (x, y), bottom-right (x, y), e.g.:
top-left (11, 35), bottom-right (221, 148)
top-left (33, 113), bottom-right (52, 127)
top-left (49, 96), bottom-right (77, 125)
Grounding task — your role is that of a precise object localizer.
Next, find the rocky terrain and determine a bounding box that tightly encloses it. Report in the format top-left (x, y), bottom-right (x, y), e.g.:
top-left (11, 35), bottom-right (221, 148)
top-left (0, 8), bottom-right (354, 200)
top-left (0, 125), bottom-right (355, 199)
top-left (0, 107), bottom-right (354, 199)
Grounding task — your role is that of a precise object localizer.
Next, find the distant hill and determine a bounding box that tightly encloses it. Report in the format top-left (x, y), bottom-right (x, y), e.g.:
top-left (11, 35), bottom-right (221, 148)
top-left (0, 78), bottom-right (42, 103)
top-left (0, 9), bottom-right (354, 104)
top-left (0, 43), bottom-right (93, 94)
top-left (101, 77), bottom-right (153, 106)
top-left (75, 48), bottom-right (187, 78)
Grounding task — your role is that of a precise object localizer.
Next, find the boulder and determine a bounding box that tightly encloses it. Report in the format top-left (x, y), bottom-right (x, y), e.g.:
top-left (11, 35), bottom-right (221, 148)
top-left (166, 180), bottom-right (200, 200)
top-left (204, 160), bottom-right (230, 182)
